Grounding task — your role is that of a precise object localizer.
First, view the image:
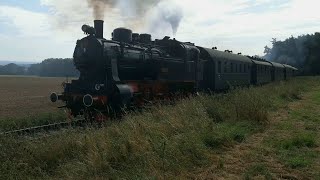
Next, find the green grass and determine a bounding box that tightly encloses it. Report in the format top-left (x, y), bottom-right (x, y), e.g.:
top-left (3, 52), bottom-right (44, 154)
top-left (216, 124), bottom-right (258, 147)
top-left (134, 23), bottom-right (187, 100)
top-left (244, 163), bottom-right (272, 180)
top-left (267, 132), bottom-right (318, 168)
top-left (280, 133), bottom-right (317, 149)
top-left (0, 77), bottom-right (320, 179)
top-left (263, 81), bottom-right (320, 173)
top-left (202, 121), bottom-right (256, 148)
top-left (0, 112), bottom-right (67, 132)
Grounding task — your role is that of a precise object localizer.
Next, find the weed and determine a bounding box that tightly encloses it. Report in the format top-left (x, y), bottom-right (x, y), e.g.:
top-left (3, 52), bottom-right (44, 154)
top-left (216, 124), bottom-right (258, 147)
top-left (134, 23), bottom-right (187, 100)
top-left (0, 112), bottom-right (67, 132)
top-left (202, 121), bottom-right (255, 149)
top-left (244, 163), bottom-right (272, 180)
top-left (280, 133), bottom-right (317, 149)
top-left (286, 155), bottom-right (312, 169)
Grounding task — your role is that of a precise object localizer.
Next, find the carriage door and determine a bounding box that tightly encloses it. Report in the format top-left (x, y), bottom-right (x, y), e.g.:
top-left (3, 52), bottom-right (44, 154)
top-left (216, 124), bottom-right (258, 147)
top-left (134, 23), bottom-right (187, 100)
top-left (284, 68), bottom-right (287, 80)
top-left (203, 60), bottom-right (215, 90)
top-left (271, 67), bottom-right (275, 81)
top-left (251, 64), bottom-right (257, 84)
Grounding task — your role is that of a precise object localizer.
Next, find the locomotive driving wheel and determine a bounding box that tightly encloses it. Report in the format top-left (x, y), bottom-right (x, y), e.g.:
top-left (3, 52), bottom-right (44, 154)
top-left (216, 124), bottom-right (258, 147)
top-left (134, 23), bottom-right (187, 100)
top-left (83, 109), bottom-right (108, 123)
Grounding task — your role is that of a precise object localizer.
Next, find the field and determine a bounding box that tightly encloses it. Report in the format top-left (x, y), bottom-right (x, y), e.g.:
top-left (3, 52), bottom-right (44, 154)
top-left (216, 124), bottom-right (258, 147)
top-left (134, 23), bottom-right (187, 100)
top-left (0, 76), bottom-right (320, 179)
top-left (0, 76), bottom-right (67, 131)
top-left (0, 76), bottom-right (66, 118)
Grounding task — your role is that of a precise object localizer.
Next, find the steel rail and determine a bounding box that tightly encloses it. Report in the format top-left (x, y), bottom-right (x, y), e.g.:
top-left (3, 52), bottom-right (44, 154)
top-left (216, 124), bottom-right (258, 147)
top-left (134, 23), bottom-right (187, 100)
top-left (1, 118), bottom-right (87, 136)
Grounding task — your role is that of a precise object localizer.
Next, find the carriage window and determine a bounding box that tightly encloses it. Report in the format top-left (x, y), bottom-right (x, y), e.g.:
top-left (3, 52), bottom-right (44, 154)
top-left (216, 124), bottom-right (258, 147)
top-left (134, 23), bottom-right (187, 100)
top-left (224, 62), bottom-right (227, 73)
top-left (218, 61), bottom-right (222, 73)
top-left (244, 64), bottom-right (247, 73)
top-left (240, 64), bottom-right (242, 73)
top-left (231, 63), bottom-right (233, 73)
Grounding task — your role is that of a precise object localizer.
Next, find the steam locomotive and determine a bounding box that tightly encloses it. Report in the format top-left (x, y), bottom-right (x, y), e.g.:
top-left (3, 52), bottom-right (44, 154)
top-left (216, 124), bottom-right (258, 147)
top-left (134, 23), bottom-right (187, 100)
top-left (50, 20), bottom-right (298, 120)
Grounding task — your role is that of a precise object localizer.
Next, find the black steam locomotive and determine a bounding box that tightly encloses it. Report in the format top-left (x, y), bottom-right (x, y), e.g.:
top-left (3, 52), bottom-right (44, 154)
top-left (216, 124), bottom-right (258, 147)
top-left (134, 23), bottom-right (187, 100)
top-left (50, 20), bottom-right (298, 121)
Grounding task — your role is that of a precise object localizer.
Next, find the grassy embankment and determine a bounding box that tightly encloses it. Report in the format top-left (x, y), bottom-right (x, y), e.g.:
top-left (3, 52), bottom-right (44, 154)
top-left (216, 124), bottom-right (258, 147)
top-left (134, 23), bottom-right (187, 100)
top-left (0, 77), bottom-right (319, 179)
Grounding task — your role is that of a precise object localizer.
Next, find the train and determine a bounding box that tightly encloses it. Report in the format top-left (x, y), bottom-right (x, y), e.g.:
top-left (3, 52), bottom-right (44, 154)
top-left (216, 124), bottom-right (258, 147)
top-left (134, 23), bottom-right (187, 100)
top-left (50, 20), bottom-right (298, 121)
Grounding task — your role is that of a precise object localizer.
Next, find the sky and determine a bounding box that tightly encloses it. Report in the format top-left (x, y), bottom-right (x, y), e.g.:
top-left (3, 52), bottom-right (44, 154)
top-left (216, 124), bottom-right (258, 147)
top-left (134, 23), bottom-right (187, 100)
top-left (0, 0), bottom-right (319, 62)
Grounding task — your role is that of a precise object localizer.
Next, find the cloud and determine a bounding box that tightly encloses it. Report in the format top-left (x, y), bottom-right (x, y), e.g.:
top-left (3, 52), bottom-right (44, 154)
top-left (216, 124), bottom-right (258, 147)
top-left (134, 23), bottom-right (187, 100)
top-left (40, 0), bottom-right (320, 50)
top-left (0, 5), bottom-right (75, 61)
top-left (0, 34), bottom-right (73, 61)
top-left (0, 5), bottom-right (50, 37)
top-left (41, 0), bottom-right (183, 37)
top-left (0, 0), bottom-right (320, 61)
top-left (174, 0), bottom-right (320, 55)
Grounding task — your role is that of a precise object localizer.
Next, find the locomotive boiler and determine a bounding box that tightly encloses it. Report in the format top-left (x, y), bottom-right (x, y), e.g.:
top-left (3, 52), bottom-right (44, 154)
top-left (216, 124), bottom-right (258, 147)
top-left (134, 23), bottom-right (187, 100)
top-left (51, 20), bottom-right (201, 120)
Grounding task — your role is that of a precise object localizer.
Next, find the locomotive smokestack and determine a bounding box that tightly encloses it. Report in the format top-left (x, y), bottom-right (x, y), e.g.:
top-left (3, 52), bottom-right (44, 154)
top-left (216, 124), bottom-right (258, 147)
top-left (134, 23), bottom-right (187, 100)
top-left (94, 20), bottom-right (104, 39)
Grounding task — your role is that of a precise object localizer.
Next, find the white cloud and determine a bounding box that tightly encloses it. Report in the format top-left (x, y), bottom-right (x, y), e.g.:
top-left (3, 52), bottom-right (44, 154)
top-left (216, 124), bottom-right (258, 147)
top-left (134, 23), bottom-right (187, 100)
top-left (1, 0), bottom-right (320, 61)
top-left (174, 0), bottom-right (320, 55)
top-left (0, 34), bottom-right (73, 61)
top-left (0, 5), bottom-right (50, 37)
top-left (0, 5), bottom-right (76, 61)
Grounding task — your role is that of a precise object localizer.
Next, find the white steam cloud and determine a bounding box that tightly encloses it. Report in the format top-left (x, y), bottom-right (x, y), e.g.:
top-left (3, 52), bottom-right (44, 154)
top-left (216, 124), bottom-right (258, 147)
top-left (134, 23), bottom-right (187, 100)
top-left (42, 0), bottom-right (183, 37)
top-left (146, 0), bottom-right (183, 36)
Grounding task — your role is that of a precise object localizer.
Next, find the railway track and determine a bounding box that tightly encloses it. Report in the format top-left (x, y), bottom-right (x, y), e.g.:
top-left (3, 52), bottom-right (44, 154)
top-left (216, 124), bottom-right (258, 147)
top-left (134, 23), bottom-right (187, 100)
top-left (1, 118), bottom-right (87, 136)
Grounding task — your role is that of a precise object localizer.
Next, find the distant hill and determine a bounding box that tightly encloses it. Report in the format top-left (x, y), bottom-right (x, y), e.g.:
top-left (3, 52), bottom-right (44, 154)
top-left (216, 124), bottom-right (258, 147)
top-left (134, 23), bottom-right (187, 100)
top-left (0, 61), bottom-right (37, 67)
top-left (0, 59), bottom-right (79, 77)
top-left (0, 63), bottom-right (26, 75)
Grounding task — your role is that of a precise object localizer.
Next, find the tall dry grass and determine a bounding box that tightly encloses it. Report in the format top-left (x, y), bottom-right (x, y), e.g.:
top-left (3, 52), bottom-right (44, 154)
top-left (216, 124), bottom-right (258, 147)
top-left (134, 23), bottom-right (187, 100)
top-left (0, 77), bottom-right (319, 179)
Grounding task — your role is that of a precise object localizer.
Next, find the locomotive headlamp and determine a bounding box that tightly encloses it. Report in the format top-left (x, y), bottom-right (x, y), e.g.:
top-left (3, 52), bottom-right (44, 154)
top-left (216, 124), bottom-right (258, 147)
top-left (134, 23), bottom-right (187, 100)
top-left (50, 92), bottom-right (58, 103)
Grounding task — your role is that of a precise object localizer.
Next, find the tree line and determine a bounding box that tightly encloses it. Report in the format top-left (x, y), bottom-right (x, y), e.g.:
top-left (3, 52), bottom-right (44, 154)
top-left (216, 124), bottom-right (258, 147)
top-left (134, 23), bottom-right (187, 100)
top-left (264, 32), bottom-right (320, 75)
top-left (0, 58), bottom-right (79, 77)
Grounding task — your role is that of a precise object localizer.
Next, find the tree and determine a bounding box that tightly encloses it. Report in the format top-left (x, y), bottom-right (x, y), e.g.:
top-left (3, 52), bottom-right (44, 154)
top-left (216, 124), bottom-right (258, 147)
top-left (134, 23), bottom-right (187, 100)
top-left (0, 63), bottom-right (26, 75)
top-left (264, 46), bottom-right (271, 55)
top-left (0, 59), bottom-right (79, 77)
top-left (263, 33), bottom-right (320, 75)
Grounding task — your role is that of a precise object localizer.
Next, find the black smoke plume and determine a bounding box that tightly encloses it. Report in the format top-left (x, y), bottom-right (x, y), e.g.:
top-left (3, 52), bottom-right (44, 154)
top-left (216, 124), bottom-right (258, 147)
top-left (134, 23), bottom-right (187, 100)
top-left (87, 0), bottom-right (114, 20)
